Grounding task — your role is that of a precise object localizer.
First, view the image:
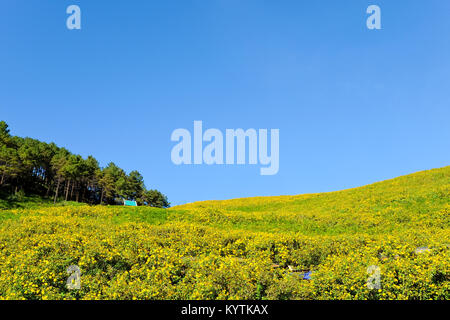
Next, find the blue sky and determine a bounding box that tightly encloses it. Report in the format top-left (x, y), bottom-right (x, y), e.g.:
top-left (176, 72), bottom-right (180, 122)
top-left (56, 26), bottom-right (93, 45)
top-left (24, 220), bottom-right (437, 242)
top-left (1, 0), bottom-right (449, 205)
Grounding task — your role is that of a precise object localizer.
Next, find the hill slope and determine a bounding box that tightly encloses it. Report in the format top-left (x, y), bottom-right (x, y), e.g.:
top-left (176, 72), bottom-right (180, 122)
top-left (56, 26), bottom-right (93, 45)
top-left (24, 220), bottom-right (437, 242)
top-left (0, 167), bottom-right (448, 300)
top-left (172, 166), bottom-right (449, 235)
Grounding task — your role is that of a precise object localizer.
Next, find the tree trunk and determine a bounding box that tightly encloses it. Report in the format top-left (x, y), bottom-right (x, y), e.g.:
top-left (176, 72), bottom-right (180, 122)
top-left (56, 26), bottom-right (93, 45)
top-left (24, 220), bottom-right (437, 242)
top-left (45, 183), bottom-right (51, 197)
top-left (54, 178), bottom-right (61, 203)
top-left (65, 180), bottom-right (70, 201)
top-left (70, 182), bottom-right (75, 200)
top-left (0, 171), bottom-right (5, 185)
top-left (100, 189), bottom-right (104, 205)
top-left (45, 175), bottom-right (51, 197)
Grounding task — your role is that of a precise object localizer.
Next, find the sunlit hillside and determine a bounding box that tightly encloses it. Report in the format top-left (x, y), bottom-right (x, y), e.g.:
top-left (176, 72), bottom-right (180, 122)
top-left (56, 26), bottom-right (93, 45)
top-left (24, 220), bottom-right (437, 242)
top-left (0, 167), bottom-right (448, 300)
top-left (174, 166), bottom-right (449, 235)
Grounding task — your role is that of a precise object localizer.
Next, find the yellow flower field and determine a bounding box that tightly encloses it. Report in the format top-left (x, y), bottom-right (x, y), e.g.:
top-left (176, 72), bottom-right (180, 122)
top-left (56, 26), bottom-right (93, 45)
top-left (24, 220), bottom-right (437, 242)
top-left (0, 167), bottom-right (449, 300)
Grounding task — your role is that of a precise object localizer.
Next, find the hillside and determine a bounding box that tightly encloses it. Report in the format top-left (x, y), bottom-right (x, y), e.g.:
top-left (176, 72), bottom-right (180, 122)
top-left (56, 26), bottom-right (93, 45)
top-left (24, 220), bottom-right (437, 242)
top-left (0, 167), bottom-right (448, 300)
top-left (173, 166), bottom-right (449, 235)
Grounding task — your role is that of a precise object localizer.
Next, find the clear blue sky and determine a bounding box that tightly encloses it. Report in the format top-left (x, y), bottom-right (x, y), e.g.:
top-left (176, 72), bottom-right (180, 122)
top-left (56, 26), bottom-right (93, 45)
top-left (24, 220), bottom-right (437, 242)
top-left (1, 1), bottom-right (449, 205)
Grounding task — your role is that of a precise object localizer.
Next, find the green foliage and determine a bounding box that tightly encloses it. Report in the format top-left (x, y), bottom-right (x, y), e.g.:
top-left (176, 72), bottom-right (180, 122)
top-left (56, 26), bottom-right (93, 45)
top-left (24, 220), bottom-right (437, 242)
top-left (0, 121), bottom-right (168, 207)
top-left (141, 189), bottom-right (170, 208)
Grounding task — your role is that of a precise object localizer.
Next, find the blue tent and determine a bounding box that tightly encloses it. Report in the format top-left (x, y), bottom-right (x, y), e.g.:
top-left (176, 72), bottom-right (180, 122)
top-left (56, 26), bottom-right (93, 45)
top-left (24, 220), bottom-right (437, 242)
top-left (302, 271), bottom-right (313, 280)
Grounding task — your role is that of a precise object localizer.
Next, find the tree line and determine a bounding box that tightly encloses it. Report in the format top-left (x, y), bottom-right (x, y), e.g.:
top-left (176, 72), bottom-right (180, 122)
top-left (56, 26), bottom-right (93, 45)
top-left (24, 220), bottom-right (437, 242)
top-left (0, 121), bottom-right (169, 207)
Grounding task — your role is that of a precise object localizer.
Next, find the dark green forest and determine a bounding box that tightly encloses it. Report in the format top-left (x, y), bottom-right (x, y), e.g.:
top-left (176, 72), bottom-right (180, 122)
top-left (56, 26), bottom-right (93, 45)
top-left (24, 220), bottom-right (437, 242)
top-left (0, 121), bottom-right (169, 208)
